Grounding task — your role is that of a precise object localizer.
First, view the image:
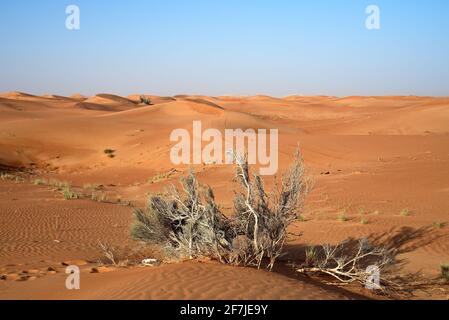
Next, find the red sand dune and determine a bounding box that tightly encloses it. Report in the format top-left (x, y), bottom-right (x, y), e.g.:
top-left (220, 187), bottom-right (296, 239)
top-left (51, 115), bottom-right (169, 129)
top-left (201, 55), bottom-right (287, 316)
top-left (0, 93), bottom-right (448, 299)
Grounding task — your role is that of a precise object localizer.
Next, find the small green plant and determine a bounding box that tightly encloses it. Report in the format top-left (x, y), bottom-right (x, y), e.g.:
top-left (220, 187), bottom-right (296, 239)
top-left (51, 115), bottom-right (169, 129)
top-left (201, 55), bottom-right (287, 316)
top-left (305, 246), bottom-right (317, 266)
top-left (1, 173), bottom-right (15, 181)
top-left (400, 208), bottom-right (410, 217)
top-left (62, 187), bottom-right (80, 200)
top-left (104, 149), bottom-right (116, 158)
top-left (91, 192), bottom-right (108, 202)
top-left (139, 95), bottom-right (152, 105)
top-left (297, 214), bottom-right (307, 222)
top-left (360, 217), bottom-right (368, 225)
top-left (338, 213), bottom-right (348, 222)
top-left (148, 169), bottom-right (176, 184)
top-left (1, 172), bottom-right (24, 182)
top-left (441, 264), bottom-right (449, 281)
top-left (149, 173), bottom-right (166, 184)
top-left (433, 222), bottom-right (445, 229)
top-left (33, 178), bottom-right (47, 186)
top-left (358, 208), bottom-right (365, 215)
top-left (49, 179), bottom-right (70, 191)
top-left (99, 193), bottom-right (108, 202)
top-left (84, 183), bottom-right (101, 191)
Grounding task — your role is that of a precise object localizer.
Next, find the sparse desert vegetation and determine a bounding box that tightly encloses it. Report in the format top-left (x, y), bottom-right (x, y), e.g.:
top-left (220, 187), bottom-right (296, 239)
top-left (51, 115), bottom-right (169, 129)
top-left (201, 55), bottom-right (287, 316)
top-left (48, 179), bottom-right (71, 191)
top-left (441, 264), bottom-right (449, 281)
top-left (83, 183), bottom-right (101, 191)
top-left (104, 149), bottom-right (116, 158)
top-left (148, 169), bottom-right (177, 184)
top-left (32, 178), bottom-right (47, 185)
top-left (0, 172), bottom-right (14, 180)
top-left (132, 150), bottom-right (309, 270)
top-left (296, 238), bottom-right (399, 294)
top-left (1, 172), bottom-right (24, 182)
top-left (91, 192), bottom-right (108, 203)
top-left (1, 0), bottom-right (449, 303)
top-left (432, 221), bottom-right (445, 229)
top-left (337, 213), bottom-right (348, 222)
top-left (1, 94), bottom-right (449, 300)
top-left (139, 95), bottom-right (152, 105)
top-left (62, 187), bottom-right (81, 200)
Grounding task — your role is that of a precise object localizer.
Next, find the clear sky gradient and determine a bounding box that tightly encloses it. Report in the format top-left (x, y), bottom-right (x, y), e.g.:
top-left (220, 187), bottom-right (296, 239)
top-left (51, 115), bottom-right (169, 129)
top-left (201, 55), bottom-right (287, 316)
top-left (1, 0), bottom-right (448, 96)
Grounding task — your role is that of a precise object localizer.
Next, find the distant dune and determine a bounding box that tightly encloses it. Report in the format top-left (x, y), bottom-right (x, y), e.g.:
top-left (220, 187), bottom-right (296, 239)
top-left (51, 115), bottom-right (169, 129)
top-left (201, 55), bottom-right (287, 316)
top-left (0, 91), bottom-right (36, 99)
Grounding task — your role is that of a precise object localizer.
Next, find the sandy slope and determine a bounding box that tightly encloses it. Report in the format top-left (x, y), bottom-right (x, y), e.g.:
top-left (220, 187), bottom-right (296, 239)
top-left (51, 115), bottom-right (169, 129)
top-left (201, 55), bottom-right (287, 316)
top-left (0, 181), bottom-right (132, 266)
top-left (0, 261), bottom-right (358, 300)
top-left (0, 93), bottom-right (448, 299)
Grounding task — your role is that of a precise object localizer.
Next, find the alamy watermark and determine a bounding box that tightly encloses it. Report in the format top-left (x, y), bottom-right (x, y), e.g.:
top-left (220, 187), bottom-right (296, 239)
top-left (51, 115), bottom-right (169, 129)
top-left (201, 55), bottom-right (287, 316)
top-left (365, 265), bottom-right (381, 290)
top-left (170, 121), bottom-right (279, 175)
top-left (65, 265), bottom-right (80, 290)
top-left (65, 5), bottom-right (379, 32)
top-left (365, 5), bottom-right (381, 30)
top-left (66, 5), bottom-right (80, 30)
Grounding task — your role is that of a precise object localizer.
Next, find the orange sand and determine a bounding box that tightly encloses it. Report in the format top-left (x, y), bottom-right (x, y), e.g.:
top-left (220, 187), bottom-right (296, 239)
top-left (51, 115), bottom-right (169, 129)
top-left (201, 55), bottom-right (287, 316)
top-left (1, 92), bottom-right (448, 299)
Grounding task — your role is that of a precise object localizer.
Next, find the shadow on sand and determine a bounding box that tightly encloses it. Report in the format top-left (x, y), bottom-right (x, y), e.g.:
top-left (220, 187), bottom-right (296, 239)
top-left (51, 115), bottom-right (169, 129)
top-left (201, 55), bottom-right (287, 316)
top-left (272, 225), bottom-right (446, 299)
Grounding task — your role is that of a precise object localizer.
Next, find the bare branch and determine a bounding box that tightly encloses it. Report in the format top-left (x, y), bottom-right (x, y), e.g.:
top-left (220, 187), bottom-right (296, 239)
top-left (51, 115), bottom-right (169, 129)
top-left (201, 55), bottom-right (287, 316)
top-left (131, 148), bottom-right (310, 270)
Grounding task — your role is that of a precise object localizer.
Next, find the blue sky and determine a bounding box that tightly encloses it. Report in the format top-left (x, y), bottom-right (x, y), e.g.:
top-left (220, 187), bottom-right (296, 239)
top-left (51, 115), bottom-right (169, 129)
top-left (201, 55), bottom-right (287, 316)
top-left (0, 0), bottom-right (448, 96)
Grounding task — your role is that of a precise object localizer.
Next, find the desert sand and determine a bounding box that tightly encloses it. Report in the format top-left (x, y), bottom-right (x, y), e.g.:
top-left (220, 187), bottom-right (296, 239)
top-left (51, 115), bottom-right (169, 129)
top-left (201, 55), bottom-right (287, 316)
top-left (0, 92), bottom-right (448, 299)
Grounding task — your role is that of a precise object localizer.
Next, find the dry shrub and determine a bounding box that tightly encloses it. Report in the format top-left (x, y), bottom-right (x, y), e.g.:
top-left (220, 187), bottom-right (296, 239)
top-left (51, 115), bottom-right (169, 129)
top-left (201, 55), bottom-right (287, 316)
top-left (296, 237), bottom-right (444, 297)
top-left (131, 149), bottom-right (310, 270)
top-left (441, 264), bottom-right (449, 281)
top-left (297, 239), bottom-right (394, 289)
top-left (139, 95), bottom-right (152, 105)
